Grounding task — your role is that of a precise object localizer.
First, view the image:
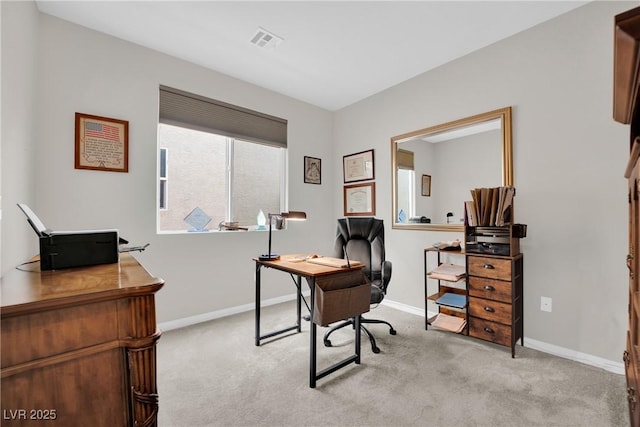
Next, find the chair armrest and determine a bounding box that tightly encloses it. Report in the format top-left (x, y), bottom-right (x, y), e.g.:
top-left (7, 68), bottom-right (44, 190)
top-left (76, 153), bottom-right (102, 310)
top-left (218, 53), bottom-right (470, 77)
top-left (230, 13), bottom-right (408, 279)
top-left (381, 260), bottom-right (392, 291)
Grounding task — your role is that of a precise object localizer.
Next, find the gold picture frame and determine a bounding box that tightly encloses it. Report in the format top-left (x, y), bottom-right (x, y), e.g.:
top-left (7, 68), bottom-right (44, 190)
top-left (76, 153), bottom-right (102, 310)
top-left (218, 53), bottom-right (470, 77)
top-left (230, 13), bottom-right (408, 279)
top-left (75, 112), bottom-right (129, 172)
top-left (344, 182), bottom-right (376, 216)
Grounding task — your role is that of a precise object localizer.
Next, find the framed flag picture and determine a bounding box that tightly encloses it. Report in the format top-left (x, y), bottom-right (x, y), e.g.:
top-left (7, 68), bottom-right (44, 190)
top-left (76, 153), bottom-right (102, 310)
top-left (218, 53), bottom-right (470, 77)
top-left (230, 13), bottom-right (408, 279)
top-left (75, 112), bottom-right (129, 172)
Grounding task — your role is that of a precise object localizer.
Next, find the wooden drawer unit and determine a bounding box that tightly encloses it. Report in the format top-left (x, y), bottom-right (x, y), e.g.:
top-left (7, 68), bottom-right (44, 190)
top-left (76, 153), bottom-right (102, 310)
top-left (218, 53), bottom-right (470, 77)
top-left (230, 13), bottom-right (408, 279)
top-left (0, 254), bottom-right (164, 427)
top-left (466, 253), bottom-right (523, 357)
top-left (613, 8), bottom-right (640, 425)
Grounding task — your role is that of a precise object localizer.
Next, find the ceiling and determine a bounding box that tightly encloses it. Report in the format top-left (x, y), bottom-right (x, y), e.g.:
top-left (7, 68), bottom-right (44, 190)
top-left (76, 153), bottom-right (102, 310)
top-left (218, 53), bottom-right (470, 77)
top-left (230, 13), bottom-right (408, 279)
top-left (36, 1), bottom-right (588, 111)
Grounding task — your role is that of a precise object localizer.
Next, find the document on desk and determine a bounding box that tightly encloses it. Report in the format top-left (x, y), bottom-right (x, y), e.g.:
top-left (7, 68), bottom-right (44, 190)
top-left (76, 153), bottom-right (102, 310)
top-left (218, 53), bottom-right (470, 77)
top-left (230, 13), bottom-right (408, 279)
top-left (306, 256), bottom-right (361, 268)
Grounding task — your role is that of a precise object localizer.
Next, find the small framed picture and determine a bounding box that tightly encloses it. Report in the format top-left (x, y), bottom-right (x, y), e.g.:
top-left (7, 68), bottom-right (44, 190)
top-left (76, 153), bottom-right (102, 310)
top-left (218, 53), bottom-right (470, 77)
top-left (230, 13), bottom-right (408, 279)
top-left (344, 182), bottom-right (376, 216)
top-left (422, 174), bottom-right (431, 197)
top-left (343, 149), bottom-right (374, 183)
top-left (75, 112), bottom-right (129, 172)
top-left (304, 156), bottom-right (321, 184)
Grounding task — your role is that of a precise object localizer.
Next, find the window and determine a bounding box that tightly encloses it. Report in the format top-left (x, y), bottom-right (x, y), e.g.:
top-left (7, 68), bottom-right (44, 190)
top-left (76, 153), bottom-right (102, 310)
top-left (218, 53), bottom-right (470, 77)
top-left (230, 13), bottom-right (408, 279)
top-left (396, 149), bottom-right (415, 222)
top-left (396, 169), bottom-right (415, 222)
top-left (159, 148), bottom-right (168, 210)
top-left (157, 86), bottom-right (287, 233)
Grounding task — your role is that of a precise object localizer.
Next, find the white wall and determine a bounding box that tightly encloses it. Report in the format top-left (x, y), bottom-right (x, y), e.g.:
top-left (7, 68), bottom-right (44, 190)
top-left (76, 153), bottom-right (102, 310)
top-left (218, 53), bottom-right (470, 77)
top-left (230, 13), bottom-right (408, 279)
top-left (432, 129), bottom-right (502, 223)
top-left (1, 3), bottom-right (336, 323)
top-left (333, 1), bottom-right (632, 364)
top-left (1, 1), bottom-right (40, 272)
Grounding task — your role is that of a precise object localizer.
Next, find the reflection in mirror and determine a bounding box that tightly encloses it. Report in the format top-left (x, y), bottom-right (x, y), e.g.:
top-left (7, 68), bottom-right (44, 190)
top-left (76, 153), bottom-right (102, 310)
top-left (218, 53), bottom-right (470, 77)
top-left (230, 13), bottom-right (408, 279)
top-left (391, 107), bottom-right (513, 231)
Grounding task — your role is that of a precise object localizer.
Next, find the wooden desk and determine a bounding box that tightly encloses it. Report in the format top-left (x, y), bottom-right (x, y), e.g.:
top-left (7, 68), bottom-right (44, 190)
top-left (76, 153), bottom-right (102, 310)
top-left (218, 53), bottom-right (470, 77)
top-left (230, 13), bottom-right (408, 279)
top-left (1, 253), bottom-right (164, 426)
top-left (254, 255), bottom-right (368, 388)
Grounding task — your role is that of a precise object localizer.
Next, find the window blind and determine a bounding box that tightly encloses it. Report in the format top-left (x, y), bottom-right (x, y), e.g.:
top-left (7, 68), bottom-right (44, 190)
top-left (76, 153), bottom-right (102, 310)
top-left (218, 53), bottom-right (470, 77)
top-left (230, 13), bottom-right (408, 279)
top-left (159, 85), bottom-right (287, 147)
top-left (397, 149), bottom-right (414, 170)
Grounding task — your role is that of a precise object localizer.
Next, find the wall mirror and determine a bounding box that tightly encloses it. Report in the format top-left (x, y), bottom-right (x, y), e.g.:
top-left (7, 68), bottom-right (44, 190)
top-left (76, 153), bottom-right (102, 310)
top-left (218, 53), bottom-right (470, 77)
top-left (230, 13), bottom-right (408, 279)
top-left (391, 107), bottom-right (513, 231)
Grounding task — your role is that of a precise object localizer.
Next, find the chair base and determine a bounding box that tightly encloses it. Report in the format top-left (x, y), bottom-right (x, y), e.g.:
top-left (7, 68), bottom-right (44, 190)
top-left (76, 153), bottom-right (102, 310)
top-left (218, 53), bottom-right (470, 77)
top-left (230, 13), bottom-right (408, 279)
top-left (323, 315), bottom-right (396, 353)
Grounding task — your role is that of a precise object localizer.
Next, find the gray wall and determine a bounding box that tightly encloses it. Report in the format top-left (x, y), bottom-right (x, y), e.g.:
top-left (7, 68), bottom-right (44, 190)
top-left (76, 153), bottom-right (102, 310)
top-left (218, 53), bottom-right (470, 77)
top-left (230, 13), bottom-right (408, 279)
top-left (333, 1), bottom-right (632, 365)
top-left (1, 1), bottom-right (633, 367)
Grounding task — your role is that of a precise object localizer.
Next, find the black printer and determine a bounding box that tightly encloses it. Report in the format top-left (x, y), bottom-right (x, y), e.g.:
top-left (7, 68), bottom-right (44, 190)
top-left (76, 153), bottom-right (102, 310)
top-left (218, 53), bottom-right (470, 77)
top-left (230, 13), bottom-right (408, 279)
top-left (18, 203), bottom-right (119, 270)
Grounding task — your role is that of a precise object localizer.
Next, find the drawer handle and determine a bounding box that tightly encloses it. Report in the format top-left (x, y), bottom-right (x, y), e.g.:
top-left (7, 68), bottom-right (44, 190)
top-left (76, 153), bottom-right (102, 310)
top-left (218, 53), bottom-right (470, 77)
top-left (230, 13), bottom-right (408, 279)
top-left (483, 327), bottom-right (495, 334)
top-left (484, 306), bottom-right (495, 313)
top-left (624, 350), bottom-right (631, 367)
top-left (482, 264), bottom-right (495, 270)
top-left (628, 387), bottom-right (637, 410)
top-left (483, 285), bottom-right (495, 291)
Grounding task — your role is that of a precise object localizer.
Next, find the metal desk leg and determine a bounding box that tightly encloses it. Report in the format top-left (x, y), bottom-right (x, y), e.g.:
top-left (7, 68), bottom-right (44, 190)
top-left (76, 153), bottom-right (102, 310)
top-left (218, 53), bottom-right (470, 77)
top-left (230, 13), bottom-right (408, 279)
top-left (355, 315), bottom-right (361, 364)
top-left (296, 275), bottom-right (302, 333)
top-left (309, 285), bottom-right (363, 388)
top-left (310, 278), bottom-right (317, 388)
top-left (256, 266), bottom-right (364, 388)
top-left (255, 263), bottom-right (304, 346)
top-left (255, 262), bottom-right (261, 347)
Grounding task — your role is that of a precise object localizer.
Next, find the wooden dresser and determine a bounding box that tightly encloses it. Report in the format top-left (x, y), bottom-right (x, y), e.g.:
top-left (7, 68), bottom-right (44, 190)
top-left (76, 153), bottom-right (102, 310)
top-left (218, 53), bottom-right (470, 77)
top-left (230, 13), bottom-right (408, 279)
top-left (0, 253), bottom-right (164, 426)
top-left (424, 235), bottom-right (524, 358)
top-left (614, 6), bottom-right (640, 427)
top-left (467, 253), bottom-right (524, 358)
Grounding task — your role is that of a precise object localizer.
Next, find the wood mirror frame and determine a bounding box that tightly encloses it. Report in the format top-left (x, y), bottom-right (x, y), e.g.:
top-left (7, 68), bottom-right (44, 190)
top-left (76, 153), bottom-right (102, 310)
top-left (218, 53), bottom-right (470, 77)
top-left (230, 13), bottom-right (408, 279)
top-left (391, 107), bottom-right (513, 232)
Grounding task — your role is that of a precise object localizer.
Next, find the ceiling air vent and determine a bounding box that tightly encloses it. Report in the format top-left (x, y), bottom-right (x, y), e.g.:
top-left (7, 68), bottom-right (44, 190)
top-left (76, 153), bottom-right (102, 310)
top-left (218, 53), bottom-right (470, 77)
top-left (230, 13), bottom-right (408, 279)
top-left (250, 27), bottom-right (283, 49)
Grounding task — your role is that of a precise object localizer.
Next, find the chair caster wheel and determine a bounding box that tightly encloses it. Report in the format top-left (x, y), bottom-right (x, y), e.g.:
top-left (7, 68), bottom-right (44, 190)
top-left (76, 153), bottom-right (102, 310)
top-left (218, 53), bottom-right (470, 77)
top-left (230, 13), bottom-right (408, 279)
top-left (324, 340), bottom-right (333, 347)
top-left (372, 346), bottom-right (380, 354)
top-left (390, 329), bottom-right (397, 335)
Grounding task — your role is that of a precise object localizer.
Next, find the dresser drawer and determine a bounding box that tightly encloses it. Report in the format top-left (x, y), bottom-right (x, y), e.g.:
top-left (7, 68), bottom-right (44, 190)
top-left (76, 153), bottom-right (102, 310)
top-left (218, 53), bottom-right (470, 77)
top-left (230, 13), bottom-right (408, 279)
top-left (468, 296), bottom-right (512, 324)
top-left (468, 276), bottom-right (512, 303)
top-left (468, 317), bottom-right (511, 347)
top-left (468, 256), bottom-right (512, 281)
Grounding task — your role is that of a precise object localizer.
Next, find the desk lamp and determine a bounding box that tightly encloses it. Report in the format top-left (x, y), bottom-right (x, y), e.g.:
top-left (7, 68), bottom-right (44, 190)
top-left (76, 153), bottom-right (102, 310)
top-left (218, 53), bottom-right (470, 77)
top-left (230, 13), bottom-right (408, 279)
top-left (259, 211), bottom-right (307, 261)
top-left (446, 212), bottom-right (454, 224)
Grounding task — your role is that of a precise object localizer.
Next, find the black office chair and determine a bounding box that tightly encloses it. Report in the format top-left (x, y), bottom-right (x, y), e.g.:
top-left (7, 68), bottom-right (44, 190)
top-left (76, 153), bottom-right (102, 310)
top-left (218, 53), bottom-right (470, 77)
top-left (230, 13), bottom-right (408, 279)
top-left (323, 217), bottom-right (396, 353)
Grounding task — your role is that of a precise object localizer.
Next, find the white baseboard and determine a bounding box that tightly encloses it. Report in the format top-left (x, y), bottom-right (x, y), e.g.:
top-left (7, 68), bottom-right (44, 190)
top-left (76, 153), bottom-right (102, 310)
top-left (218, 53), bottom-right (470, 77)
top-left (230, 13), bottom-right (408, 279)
top-left (380, 298), bottom-right (426, 317)
top-left (523, 337), bottom-right (624, 375)
top-left (159, 293), bottom-right (300, 332)
top-left (383, 299), bottom-right (625, 375)
top-left (159, 296), bottom-right (625, 375)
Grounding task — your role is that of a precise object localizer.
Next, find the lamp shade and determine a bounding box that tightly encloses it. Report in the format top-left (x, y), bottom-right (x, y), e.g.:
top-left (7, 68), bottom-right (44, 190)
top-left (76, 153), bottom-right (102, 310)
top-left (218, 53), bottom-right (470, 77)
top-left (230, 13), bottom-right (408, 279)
top-left (280, 211), bottom-right (307, 221)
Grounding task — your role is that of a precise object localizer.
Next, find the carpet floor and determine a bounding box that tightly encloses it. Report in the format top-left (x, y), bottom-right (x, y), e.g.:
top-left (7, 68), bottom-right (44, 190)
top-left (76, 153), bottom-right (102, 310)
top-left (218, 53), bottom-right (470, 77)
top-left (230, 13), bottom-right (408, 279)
top-left (157, 301), bottom-right (628, 427)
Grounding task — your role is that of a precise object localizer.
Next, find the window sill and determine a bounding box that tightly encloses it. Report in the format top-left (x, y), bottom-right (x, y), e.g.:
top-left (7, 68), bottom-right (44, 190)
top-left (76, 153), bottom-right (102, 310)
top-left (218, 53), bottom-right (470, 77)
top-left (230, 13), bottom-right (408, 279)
top-left (157, 225), bottom-right (273, 235)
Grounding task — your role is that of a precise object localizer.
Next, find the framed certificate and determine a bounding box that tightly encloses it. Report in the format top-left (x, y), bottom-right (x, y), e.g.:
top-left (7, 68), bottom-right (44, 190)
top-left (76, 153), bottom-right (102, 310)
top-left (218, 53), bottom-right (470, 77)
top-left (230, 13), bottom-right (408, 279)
top-left (344, 182), bottom-right (375, 216)
top-left (421, 174), bottom-right (431, 196)
top-left (343, 149), bottom-right (374, 183)
top-left (75, 112), bottom-right (129, 172)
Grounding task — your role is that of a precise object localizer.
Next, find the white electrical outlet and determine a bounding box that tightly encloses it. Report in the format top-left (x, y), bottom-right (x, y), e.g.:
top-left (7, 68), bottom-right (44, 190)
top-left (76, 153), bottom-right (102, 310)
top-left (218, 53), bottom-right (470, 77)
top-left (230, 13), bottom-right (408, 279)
top-left (541, 296), bottom-right (552, 312)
